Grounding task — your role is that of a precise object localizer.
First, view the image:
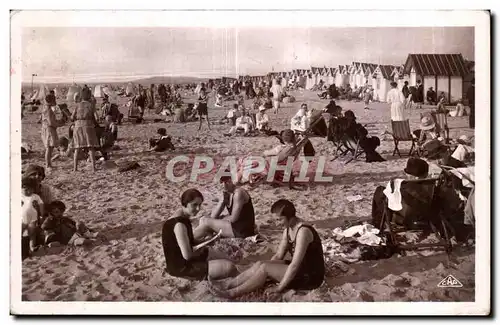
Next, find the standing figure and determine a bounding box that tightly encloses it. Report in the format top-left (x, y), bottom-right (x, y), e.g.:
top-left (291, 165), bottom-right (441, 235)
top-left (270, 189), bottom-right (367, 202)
top-left (386, 82), bottom-right (406, 121)
top-left (71, 87), bottom-right (99, 172)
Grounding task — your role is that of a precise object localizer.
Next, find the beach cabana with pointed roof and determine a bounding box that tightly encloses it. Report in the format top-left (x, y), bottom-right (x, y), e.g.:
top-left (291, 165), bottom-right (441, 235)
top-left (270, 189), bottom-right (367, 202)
top-left (371, 64), bottom-right (397, 102)
top-left (403, 53), bottom-right (468, 102)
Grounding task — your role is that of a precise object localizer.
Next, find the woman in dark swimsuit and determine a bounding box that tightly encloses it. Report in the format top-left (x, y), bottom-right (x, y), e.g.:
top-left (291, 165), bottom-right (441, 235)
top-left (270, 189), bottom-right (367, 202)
top-left (193, 175), bottom-right (255, 241)
top-left (208, 199), bottom-right (324, 298)
top-left (162, 188), bottom-right (236, 280)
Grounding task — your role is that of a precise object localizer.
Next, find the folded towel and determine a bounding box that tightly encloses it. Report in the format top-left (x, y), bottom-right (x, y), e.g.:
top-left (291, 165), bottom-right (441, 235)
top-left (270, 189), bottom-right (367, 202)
top-left (383, 179), bottom-right (404, 211)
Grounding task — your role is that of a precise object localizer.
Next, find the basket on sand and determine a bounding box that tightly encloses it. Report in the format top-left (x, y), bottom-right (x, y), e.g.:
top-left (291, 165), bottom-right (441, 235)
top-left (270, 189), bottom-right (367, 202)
top-left (174, 107), bottom-right (185, 123)
top-left (282, 96), bottom-right (295, 104)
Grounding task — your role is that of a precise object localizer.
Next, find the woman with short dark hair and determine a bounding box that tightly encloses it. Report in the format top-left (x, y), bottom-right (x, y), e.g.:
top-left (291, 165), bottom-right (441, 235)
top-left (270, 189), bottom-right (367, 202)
top-left (209, 199), bottom-right (325, 298)
top-left (162, 188), bottom-right (236, 280)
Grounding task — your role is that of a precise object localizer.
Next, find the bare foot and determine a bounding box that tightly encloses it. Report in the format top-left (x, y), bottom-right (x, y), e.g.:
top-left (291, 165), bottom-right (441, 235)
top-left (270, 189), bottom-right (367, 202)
top-left (207, 280), bottom-right (233, 298)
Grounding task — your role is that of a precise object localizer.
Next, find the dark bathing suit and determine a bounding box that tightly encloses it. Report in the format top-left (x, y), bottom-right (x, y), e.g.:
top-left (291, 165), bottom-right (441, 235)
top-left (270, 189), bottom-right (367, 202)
top-left (223, 191), bottom-right (255, 238)
top-left (286, 224), bottom-right (325, 290)
top-left (162, 216), bottom-right (209, 280)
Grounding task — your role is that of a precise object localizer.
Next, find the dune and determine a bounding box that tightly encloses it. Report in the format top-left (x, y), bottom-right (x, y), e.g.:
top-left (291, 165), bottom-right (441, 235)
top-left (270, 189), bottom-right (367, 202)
top-left (20, 87), bottom-right (475, 302)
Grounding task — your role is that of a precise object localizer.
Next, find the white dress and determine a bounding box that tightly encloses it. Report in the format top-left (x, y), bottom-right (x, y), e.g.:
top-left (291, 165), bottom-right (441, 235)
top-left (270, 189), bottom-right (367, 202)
top-left (386, 88), bottom-right (406, 121)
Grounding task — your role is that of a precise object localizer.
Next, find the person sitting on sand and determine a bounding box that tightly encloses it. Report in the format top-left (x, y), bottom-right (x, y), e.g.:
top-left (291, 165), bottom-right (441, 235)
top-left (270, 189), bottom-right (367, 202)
top-left (224, 110), bottom-right (255, 137)
top-left (162, 189), bottom-right (237, 280)
top-left (224, 104), bottom-right (239, 126)
top-left (290, 104), bottom-right (312, 134)
top-left (149, 128), bottom-right (175, 152)
top-left (42, 200), bottom-right (99, 247)
top-left (209, 199), bottom-right (325, 298)
top-left (51, 136), bottom-right (86, 162)
top-left (255, 106), bottom-right (270, 131)
top-left (22, 177), bottom-right (44, 255)
top-left (193, 176), bottom-right (256, 241)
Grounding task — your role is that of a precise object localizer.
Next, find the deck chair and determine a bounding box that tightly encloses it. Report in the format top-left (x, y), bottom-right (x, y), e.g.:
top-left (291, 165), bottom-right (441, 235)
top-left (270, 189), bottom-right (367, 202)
top-left (248, 135), bottom-right (311, 190)
top-left (342, 136), bottom-right (365, 164)
top-left (431, 112), bottom-right (450, 143)
top-left (387, 120), bottom-right (418, 158)
top-left (379, 178), bottom-right (453, 255)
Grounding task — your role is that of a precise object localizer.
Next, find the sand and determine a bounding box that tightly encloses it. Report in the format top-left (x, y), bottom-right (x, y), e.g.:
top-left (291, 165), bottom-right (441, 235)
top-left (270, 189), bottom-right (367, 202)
top-left (20, 89), bottom-right (475, 302)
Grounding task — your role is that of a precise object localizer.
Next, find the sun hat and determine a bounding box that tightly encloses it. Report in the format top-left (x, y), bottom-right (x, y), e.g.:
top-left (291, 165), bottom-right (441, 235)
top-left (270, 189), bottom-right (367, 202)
top-left (420, 115), bottom-right (435, 130)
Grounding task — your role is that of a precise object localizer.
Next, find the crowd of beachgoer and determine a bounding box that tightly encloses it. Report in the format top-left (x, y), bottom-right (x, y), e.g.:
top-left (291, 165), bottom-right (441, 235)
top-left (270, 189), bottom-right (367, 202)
top-left (20, 76), bottom-right (476, 299)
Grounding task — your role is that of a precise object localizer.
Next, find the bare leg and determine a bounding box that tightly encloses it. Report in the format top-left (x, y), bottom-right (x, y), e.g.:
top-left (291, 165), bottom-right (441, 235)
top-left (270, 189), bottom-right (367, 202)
top-left (89, 148), bottom-right (96, 172)
top-left (198, 116), bottom-right (203, 130)
top-left (206, 116), bottom-right (211, 129)
top-left (45, 147), bottom-right (53, 169)
top-left (193, 217), bottom-right (235, 241)
top-left (222, 262), bottom-right (289, 298)
top-left (73, 149), bottom-right (79, 171)
top-left (208, 259), bottom-right (237, 280)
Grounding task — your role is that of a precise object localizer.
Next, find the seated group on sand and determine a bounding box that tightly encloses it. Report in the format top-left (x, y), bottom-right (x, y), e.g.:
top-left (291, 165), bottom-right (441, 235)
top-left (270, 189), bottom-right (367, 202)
top-left (21, 165), bottom-right (100, 260)
top-left (162, 185), bottom-right (325, 298)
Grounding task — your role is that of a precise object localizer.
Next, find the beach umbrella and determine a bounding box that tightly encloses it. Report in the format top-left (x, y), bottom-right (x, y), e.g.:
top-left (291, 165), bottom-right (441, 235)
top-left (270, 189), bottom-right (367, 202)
top-left (66, 85), bottom-right (82, 102)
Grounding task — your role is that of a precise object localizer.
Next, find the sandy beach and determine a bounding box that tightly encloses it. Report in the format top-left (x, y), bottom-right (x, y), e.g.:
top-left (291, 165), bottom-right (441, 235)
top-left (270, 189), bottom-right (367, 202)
top-left (20, 89), bottom-right (475, 302)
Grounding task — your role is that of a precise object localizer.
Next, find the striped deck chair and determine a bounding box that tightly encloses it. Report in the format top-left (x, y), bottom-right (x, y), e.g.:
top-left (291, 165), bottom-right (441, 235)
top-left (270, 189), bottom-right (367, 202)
top-left (431, 112), bottom-right (450, 142)
top-left (342, 136), bottom-right (365, 164)
top-left (379, 177), bottom-right (453, 255)
top-left (388, 120), bottom-right (418, 158)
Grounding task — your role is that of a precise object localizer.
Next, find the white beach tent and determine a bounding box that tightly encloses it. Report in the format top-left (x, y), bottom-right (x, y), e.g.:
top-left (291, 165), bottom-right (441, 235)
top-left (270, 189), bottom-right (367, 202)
top-left (66, 84), bottom-right (82, 102)
top-left (94, 84), bottom-right (104, 98)
top-left (125, 83), bottom-right (135, 96)
top-left (30, 84), bottom-right (50, 101)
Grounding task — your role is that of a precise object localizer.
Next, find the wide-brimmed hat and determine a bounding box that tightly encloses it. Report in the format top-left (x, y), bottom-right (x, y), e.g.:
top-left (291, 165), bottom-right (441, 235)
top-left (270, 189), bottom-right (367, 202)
top-left (420, 115), bottom-right (435, 130)
top-left (404, 158), bottom-right (429, 178)
top-left (259, 105), bottom-right (267, 112)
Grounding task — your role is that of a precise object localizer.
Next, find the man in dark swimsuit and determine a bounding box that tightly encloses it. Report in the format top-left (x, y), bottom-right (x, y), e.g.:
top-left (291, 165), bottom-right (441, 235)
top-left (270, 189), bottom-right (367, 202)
top-left (193, 176), bottom-right (255, 240)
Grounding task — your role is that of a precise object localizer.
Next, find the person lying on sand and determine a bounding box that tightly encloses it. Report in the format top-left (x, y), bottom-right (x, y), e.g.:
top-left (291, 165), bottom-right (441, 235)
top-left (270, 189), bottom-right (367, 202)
top-left (209, 199), bottom-right (325, 298)
top-left (42, 200), bottom-right (99, 247)
top-left (193, 177), bottom-right (256, 241)
top-left (162, 189), bottom-right (237, 280)
top-left (51, 136), bottom-right (86, 162)
top-left (149, 128), bottom-right (175, 152)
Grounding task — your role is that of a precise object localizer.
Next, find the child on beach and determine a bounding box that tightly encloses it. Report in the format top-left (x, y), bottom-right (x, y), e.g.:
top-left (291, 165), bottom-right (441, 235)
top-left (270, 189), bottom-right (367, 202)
top-left (22, 177), bottom-right (44, 253)
top-left (363, 88), bottom-right (372, 110)
top-left (42, 200), bottom-right (99, 247)
top-left (149, 128), bottom-right (175, 152)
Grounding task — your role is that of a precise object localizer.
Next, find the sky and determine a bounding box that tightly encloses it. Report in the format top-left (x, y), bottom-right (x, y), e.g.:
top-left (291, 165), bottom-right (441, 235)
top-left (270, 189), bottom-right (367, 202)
top-left (21, 27), bottom-right (474, 83)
